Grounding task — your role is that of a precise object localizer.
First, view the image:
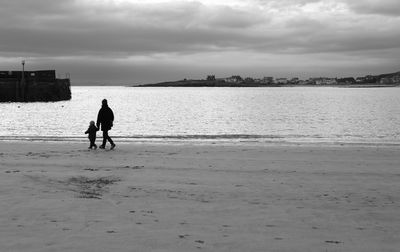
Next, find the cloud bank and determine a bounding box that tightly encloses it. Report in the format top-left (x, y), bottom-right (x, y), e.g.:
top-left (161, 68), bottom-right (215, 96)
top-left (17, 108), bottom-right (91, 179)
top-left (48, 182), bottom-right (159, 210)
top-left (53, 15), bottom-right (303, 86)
top-left (0, 0), bottom-right (399, 84)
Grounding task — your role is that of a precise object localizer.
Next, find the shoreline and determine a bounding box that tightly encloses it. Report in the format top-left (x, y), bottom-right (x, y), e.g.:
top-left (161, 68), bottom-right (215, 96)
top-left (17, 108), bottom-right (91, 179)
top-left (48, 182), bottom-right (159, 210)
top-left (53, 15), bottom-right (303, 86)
top-left (1, 137), bottom-right (400, 148)
top-left (133, 84), bottom-right (400, 88)
top-left (1, 141), bottom-right (400, 251)
top-left (133, 82), bottom-right (400, 88)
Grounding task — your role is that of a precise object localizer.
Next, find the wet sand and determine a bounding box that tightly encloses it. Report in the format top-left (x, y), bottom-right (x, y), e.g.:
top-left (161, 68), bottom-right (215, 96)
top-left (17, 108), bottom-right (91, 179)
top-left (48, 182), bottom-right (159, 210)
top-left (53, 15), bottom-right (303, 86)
top-left (1, 142), bottom-right (399, 252)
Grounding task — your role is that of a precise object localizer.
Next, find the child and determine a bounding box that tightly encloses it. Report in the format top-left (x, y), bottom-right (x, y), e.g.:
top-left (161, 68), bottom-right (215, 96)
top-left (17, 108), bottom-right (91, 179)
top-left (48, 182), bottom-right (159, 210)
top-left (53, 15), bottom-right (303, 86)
top-left (85, 121), bottom-right (98, 149)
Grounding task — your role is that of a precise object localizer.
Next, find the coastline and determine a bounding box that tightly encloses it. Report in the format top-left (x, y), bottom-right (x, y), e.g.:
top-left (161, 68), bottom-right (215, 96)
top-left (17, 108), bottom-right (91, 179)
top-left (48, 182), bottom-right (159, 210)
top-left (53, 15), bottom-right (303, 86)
top-left (134, 84), bottom-right (400, 88)
top-left (1, 141), bottom-right (399, 251)
top-left (1, 136), bottom-right (400, 148)
top-left (134, 80), bottom-right (400, 88)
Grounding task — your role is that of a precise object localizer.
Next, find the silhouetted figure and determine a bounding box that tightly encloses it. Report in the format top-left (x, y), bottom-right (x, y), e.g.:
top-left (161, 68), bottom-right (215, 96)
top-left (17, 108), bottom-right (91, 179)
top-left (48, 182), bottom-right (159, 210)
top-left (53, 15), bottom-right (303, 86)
top-left (96, 99), bottom-right (116, 150)
top-left (85, 120), bottom-right (98, 149)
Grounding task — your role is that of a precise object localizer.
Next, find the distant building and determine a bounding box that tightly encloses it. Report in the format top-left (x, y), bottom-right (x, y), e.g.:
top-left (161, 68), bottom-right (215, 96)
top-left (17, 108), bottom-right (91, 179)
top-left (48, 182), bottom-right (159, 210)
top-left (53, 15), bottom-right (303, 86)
top-left (225, 75), bottom-right (243, 83)
top-left (365, 75), bottom-right (377, 83)
top-left (289, 78), bottom-right (299, 84)
top-left (379, 74), bottom-right (400, 84)
top-left (262, 77), bottom-right (274, 84)
top-left (276, 78), bottom-right (288, 84)
top-left (311, 77), bottom-right (337, 85)
top-left (356, 77), bottom-right (366, 83)
top-left (393, 75), bottom-right (400, 83)
top-left (337, 77), bottom-right (356, 84)
top-left (297, 80), bottom-right (308, 85)
top-left (380, 77), bottom-right (393, 84)
top-left (206, 75), bottom-right (216, 81)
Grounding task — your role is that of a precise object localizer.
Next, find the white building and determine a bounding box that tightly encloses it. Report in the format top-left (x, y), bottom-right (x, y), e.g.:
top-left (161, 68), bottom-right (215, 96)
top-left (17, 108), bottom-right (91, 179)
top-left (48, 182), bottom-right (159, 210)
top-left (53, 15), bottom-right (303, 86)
top-left (313, 78), bottom-right (337, 85)
top-left (275, 78), bottom-right (288, 84)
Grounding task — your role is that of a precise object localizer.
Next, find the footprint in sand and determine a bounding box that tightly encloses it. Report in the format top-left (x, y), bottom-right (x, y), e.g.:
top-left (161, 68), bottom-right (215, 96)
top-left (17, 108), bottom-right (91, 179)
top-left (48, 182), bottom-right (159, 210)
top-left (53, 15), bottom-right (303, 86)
top-left (5, 170), bottom-right (20, 173)
top-left (122, 165), bottom-right (144, 169)
top-left (325, 240), bottom-right (342, 244)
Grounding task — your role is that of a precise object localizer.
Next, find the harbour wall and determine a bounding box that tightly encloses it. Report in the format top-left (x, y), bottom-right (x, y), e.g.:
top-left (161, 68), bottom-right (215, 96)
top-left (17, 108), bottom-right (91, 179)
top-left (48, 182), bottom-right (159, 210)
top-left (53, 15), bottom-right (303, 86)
top-left (0, 70), bottom-right (71, 102)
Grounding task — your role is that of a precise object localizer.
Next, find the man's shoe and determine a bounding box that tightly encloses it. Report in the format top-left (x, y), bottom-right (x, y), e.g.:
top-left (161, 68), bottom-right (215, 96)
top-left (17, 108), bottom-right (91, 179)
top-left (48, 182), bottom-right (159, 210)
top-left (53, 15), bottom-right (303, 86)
top-left (110, 144), bottom-right (116, 150)
top-left (99, 145), bottom-right (105, 149)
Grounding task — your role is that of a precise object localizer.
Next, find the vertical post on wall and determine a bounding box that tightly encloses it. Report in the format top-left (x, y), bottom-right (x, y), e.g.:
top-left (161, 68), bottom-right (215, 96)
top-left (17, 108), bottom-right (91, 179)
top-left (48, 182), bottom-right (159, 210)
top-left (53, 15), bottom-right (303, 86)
top-left (20, 60), bottom-right (26, 101)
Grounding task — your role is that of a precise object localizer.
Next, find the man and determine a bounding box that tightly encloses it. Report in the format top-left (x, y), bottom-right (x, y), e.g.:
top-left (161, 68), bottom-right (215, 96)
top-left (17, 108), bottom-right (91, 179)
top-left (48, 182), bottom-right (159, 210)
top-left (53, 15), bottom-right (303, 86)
top-left (96, 99), bottom-right (116, 150)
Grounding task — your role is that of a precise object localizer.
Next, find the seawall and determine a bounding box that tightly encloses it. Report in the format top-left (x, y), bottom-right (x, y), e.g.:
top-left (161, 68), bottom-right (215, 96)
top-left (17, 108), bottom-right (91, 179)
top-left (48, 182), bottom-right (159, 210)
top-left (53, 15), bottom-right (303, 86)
top-left (0, 70), bottom-right (71, 102)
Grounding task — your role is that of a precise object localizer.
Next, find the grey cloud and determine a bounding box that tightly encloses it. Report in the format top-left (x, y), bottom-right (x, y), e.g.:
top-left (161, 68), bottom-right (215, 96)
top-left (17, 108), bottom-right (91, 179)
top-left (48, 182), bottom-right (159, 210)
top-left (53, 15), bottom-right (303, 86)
top-left (344, 0), bottom-right (400, 16)
top-left (1, 0), bottom-right (399, 58)
top-left (0, 0), bottom-right (74, 13)
top-left (0, 0), bottom-right (76, 26)
top-left (284, 16), bottom-right (325, 32)
top-left (256, 0), bottom-right (322, 8)
top-left (257, 0), bottom-right (400, 16)
top-left (1, 0), bottom-right (400, 84)
top-left (0, 0), bottom-right (269, 57)
top-left (0, 23), bottom-right (255, 57)
top-left (201, 5), bottom-right (269, 29)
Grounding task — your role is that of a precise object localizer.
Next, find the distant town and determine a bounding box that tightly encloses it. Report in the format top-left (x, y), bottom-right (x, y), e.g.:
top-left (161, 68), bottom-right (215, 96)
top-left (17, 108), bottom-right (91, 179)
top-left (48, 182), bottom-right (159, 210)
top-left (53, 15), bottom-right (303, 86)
top-left (138, 70), bottom-right (400, 87)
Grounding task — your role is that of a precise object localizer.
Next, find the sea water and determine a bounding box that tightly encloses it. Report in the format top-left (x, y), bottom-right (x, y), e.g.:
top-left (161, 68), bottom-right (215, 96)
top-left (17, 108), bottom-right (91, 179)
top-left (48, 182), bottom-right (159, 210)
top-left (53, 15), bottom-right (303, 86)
top-left (1, 86), bottom-right (400, 145)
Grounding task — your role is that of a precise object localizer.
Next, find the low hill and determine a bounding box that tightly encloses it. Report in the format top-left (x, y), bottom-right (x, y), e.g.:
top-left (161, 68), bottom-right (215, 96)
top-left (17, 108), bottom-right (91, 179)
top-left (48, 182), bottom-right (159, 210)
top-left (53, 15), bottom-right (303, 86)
top-left (137, 79), bottom-right (279, 87)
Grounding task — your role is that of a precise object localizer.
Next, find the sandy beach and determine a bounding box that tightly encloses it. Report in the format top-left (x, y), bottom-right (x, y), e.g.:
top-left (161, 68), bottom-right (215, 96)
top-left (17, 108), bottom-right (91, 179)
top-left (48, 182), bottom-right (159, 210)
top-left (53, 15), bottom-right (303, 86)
top-left (1, 141), bottom-right (399, 252)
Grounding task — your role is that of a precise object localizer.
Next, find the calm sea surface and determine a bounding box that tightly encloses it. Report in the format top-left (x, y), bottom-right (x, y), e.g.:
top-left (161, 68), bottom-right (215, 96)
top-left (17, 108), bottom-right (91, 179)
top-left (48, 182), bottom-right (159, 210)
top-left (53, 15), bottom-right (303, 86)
top-left (1, 86), bottom-right (400, 145)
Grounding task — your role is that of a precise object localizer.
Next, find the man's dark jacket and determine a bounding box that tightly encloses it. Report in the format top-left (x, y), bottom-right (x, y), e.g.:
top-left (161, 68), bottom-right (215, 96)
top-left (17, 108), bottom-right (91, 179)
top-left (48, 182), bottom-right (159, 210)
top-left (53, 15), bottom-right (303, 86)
top-left (96, 105), bottom-right (114, 131)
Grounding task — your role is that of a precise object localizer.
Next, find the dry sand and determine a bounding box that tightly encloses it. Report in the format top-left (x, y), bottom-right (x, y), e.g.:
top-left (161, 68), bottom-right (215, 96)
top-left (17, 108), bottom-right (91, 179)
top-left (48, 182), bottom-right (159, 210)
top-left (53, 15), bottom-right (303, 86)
top-left (0, 141), bottom-right (399, 252)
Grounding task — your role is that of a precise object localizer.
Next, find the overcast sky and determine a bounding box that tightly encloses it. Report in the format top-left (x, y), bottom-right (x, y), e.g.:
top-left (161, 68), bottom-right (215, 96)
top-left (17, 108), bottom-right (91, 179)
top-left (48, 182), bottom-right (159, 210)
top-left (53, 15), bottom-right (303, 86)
top-left (0, 0), bottom-right (399, 85)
